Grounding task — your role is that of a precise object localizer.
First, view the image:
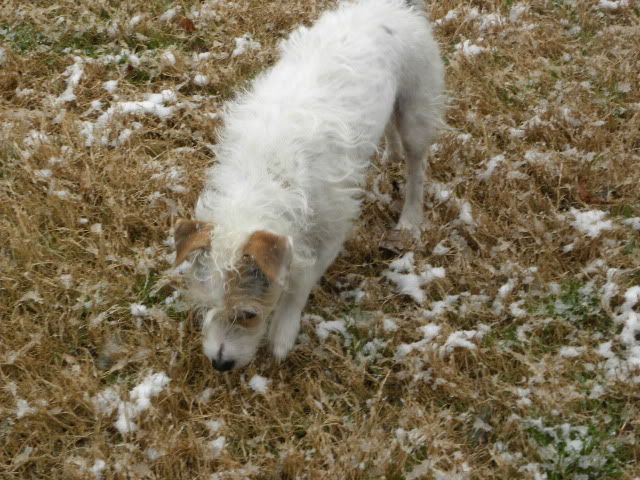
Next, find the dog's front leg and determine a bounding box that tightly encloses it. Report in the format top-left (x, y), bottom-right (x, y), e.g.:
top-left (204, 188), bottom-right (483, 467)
top-left (268, 271), bottom-right (314, 360)
top-left (268, 236), bottom-right (345, 360)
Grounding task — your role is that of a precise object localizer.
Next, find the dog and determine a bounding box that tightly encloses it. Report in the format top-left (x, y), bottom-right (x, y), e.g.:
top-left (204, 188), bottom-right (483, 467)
top-left (174, 0), bottom-right (445, 371)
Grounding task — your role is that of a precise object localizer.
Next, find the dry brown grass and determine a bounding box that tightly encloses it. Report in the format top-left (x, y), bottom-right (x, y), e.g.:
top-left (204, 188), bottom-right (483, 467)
top-left (1, 0), bottom-right (640, 479)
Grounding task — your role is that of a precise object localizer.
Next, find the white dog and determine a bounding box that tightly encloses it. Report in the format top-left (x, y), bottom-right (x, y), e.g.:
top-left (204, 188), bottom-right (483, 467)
top-left (174, 0), bottom-right (445, 370)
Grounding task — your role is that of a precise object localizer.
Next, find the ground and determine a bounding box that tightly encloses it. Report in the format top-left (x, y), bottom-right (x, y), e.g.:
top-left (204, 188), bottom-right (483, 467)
top-left (1, 0), bottom-right (639, 479)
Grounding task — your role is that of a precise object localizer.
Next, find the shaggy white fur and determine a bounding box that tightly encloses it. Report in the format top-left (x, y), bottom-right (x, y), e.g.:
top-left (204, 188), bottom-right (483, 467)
top-left (187, 0), bottom-right (445, 369)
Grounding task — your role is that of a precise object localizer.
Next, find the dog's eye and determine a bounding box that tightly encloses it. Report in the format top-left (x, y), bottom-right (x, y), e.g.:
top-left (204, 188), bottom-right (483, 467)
top-left (234, 309), bottom-right (259, 327)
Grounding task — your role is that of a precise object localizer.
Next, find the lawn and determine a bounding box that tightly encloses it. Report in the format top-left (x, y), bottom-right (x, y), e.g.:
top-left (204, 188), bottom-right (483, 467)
top-left (1, 0), bottom-right (639, 478)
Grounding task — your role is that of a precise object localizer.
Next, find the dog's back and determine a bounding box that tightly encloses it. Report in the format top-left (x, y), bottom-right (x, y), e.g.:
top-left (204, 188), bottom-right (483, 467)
top-left (196, 0), bottom-right (444, 268)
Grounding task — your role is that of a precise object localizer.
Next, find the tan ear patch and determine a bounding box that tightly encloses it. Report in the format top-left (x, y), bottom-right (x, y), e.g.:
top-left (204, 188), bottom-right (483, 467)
top-left (242, 231), bottom-right (291, 286)
top-left (174, 219), bottom-right (213, 266)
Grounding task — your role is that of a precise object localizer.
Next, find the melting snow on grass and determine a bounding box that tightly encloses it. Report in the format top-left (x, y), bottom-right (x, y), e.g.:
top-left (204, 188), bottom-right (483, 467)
top-left (80, 90), bottom-right (177, 147)
top-left (103, 80), bottom-right (118, 94)
top-left (596, 285), bottom-right (640, 382)
top-left (442, 324), bottom-right (490, 354)
top-left (316, 320), bottom-right (347, 341)
top-left (396, 323), bottom-right (441, 358)
top-left (570, 208), bottom-right (613, 238)
top-left (598, 0), bottom-right (629, 11)
top-left (129, 303), bottom-right (149, 317)
top-left (16, 398), bottom-right (36, 418)
top-left (232, 33), bottom-right (261, 57)
top-left (89, 372), bottom-right (170, 434)
top-left (384, 252), bottom-right (445, 303)
top-left (456, 39), bottom-right (486, 57)
top-left (383, 317), bottom-right (398, 333)
top-left (57, 56), bottom-right (84, 104)
top-left (248, 374), bottom-right (270, 394)
top-left (209, 436), bottom-right (226, 458)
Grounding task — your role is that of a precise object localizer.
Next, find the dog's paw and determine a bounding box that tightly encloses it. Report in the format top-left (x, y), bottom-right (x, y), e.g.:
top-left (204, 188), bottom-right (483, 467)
top-left (269, 313), bottom-right (301, 361)
top-left (395, 217), bottom-right (422, 240)
top-left (271, 335), bottom-right (296, 361)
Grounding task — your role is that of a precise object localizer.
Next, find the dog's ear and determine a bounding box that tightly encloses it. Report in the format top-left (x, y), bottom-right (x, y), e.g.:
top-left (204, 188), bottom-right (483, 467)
top-left (174, 219), bottom-right (213, 266)
top-left (242, 231), bottom-right (292, 288)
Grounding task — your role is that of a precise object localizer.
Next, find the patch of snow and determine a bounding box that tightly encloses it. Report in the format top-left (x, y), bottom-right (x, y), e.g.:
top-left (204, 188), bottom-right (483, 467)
top-left (115, 128), bottom-right (132, 146)
top-left (384, 256), bottom-right (446, 304)
top-left (91, 387), bottom-right (120, 416)
top-left (162, 51), bottom-right (176, 65)
top-left (458, 201), bottom-right (475, 226)
top-left (478, 13), bottom-right (504, 31)
top-left (384, 271), bottom-right (426, 303)
top-left (89, 459), bottom-right (106, 479)
top-left (389, 252), bottom-right (415, 273)
top-left (146, 448), bottom-right (163, 461)
top-left (423, 295), bottom-right (459, 319)
top-left (197, 387), bottom-right (214, 403)
top-left (206, 419), bottom-right (224, 434)
top-left (128, 15), bottom-right (143, 29)
top-left (0, 47), bottom-right (6, 66)
top-left (435, 9), bottom-right (458, 26)
top-left (193, 74), bottom-right (209, 86)
top-left (478, 154), bottom-right (505, 181)
top-left (114, 372), bottom-right (170, 434)
top-left (423, 265), bottom-right (446, 283)
top-left (160, 7), bottom-right (180, 22)
top-left (509, 127), bottom-right (525, 138)
top-left (360, 338), bottom-right (388, 362)
top-left (396, 323), bottom-right (441, 357)
top-left (57, 57), bottom-right (84, 103)
top-left (441, 325), bottom-right (490, 355)
top-left (570, 208), bottom-right (613, 238)
top-left (493, 279), bottom-right (516, 314)
top-left (524, 149), bottom-right (551, 165)
top-left (59, 273), bottom-right (74, 289)
top-left (516, 388), bottom-right (532, 407)
top-left (340, 287), bottom-right (365, 303)
top-left (623, 217), bottom-right (640, 231)
top-left (232, 33), bottom-right (261, 57)
top-left (383, 318), bottom-right (398, 333)
top-left (589, 384), bottom-right (605, 399)
top-left (316, 320), bottom-right (347, 341)
top-left (617, 82), bottom-right (631, 94)
top-left (12, 446), bottom-right (33, 466)
top-left (16, 398), bottom-right (36, 418)
top-left (509, 300), bottom-right (527, 318)
top-left (559, 346), bottom-right (585, 358)
top-left (34, 169), bottom-right (53, 179)
top-left (193, 52), bottom-right (212, 62)
top-left (466, 7), bottom-right (480, 20)
top-left (130, 303), bottom-right (148, 317)
top-left (456, 39), bottom-right (486, 57)
top-left (598, 0), bottom-right (629, 11)
top-left (103, 80), bottom-right (118, 94)
top-left (420, 324), bottom-right (442, 342)
top-left (248, 375), bottom-right (270, 394)
top-left (509, 3), bottom-right (529, 22)
top-left (80, 90), bottom-right (177, 146)
top-left (432, 241), bottom-right (449, 256)
top-left (209, 436), bottom-right (226, 458)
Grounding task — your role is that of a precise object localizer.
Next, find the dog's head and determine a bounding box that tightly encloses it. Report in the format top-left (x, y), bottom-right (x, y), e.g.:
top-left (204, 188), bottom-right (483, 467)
top-left (174, 219), bottom-right (292, 371)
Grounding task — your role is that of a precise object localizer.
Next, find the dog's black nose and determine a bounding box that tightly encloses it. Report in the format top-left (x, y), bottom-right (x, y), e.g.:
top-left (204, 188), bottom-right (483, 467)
top-left (212, 358), bottom-right (235, 372)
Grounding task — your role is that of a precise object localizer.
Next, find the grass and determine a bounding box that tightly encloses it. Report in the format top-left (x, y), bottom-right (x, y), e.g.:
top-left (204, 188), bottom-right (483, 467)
top-left (525, 416), bottom-right (630, 479)
top-left (1, 0), bottom-right (640, 478)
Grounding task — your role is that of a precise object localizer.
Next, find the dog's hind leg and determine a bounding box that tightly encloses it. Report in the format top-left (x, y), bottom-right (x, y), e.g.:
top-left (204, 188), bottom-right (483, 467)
top-left (394, 94), bottom-right (439, 236)
top-left (381, 111), bottom-right (404, 165)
